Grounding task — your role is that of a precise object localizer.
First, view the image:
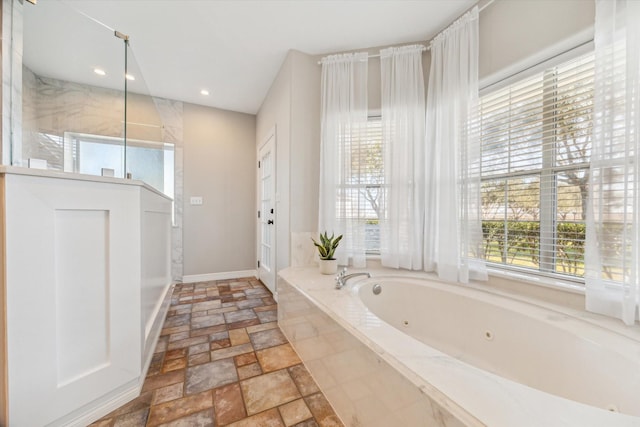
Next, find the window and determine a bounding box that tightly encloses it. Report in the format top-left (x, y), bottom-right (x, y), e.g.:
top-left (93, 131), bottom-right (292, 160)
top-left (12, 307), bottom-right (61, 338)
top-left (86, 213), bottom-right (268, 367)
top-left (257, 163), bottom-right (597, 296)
top-left (64, 132), bottom-right (175, 222)
top-left (479, 51), bottom-right (594, 279)
top-left (340, 116), bottom-right (383, 253)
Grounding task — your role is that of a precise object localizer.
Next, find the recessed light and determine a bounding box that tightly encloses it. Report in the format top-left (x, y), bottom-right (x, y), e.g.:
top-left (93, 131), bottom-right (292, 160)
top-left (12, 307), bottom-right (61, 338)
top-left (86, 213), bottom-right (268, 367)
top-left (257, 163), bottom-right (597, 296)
top-left (200, 89), bottom-right (209, 96)
top-left (125, 73), bottom-right (135, 81)
top-left (94, 68), bottom-right (106, 76)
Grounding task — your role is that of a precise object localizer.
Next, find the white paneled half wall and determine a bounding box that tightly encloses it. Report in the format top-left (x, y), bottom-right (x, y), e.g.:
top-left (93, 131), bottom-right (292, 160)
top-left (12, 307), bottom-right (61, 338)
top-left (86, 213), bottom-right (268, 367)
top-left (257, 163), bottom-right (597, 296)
top-left (0, 167), bottom-right (173, 427)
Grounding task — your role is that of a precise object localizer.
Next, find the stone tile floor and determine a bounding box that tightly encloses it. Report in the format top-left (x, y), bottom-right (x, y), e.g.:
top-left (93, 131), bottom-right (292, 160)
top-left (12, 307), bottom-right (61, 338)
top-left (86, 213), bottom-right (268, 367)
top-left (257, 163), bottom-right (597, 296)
top-left (91, 278), bottom-right (344, 427)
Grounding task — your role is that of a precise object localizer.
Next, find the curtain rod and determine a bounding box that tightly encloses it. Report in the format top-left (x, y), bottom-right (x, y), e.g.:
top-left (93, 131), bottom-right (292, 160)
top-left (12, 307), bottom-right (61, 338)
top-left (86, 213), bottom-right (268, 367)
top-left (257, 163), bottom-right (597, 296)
top-left (317, 45), bottom-right (425, 64)
top-left (426, 0), bottom-right (494, 50)
top-left (478, 0), bottom-right (495, 14)
top-left (317, 0), bottom-right (495, 65)
top-left (368, 45), bottom-right (426, 59)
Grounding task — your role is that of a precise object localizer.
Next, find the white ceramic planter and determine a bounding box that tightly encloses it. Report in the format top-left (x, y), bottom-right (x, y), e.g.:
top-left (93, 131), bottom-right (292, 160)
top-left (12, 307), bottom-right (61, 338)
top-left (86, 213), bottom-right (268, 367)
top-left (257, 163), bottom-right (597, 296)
top-left (318, 259), bottom-right (338, 275)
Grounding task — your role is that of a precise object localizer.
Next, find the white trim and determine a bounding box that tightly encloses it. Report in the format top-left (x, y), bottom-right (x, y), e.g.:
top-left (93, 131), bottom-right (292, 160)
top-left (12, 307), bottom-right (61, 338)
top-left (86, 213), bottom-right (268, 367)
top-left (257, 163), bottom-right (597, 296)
top-left (480, 26), bottom-right (594, 94)
top-left (487, 267), bottom-right (585, 295)
top-left (256, 126), bottom-right (277, 294)
top-left (142, 283), bottom-right (174, 376)
top-left (57, 282), bottom-right (175, 426)
top-left (182, 270), bottom-right (258, 283)
top-left (52, 381), bottom-right (140, 427)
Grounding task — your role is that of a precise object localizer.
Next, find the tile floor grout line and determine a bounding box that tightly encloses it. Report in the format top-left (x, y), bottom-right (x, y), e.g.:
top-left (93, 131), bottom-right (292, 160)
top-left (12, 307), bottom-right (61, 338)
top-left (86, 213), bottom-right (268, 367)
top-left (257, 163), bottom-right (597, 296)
top-left (90, 278), bottom-right (342, 427)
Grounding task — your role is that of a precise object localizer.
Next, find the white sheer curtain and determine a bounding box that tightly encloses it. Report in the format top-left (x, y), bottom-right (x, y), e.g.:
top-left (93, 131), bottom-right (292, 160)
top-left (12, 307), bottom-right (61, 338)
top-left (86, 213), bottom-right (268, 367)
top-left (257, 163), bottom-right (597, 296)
top-left (380, 45), bottom-right (426, 270)
top-left (318, 52), bottom-right (369, 267)
top-left (586, 0), bottom-right (640, 325)
top-left (424, 7), bottom-right (487, 283)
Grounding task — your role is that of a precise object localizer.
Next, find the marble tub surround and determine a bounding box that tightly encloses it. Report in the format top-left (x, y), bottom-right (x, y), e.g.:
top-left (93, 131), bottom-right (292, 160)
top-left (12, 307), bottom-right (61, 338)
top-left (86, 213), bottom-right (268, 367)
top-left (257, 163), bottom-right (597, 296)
top-left (291, 232), bottom-right (321, 267)
top-left (278, 267), bottom-right (640, 427)
top-left (91, 277), bottom-right (344, 427)
top-left (278, 271), bottom-right (474, 427)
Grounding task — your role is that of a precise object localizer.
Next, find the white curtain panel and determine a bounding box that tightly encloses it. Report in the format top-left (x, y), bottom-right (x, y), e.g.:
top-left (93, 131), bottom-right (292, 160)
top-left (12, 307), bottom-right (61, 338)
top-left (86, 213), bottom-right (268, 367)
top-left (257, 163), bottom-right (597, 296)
top-left (318, 52), bottom-right (369, 267)
top-left (586, 0), bottom-right (640, 325)
top-left (380, 45), bottom-right (426, 270)
top-left (424, 6), bottom-right (487, 283)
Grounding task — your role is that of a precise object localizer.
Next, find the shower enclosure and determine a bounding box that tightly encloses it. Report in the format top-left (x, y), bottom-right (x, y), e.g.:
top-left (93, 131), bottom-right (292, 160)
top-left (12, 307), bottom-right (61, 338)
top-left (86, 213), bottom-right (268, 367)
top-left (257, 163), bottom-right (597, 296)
top-left (9, 0), bottom-right (174, 201)
top-left (0, 1), bottom-right (174, 425)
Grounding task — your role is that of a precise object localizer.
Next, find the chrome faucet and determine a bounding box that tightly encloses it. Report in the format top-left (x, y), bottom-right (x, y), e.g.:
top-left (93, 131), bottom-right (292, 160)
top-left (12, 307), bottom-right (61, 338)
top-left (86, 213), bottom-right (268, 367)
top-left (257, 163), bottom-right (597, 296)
top-left (335, 268), bottom-right (371, 289)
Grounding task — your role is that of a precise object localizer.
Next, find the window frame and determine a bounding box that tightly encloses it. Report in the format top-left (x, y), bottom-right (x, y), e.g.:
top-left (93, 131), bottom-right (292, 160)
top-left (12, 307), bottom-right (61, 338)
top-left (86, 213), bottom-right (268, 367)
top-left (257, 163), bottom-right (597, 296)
top-left (63, 131), bottom-right (176, 224)
top-left (336, 115), bottom-right (383, 255)
top-left (478, 50), bottom-right (594, 283)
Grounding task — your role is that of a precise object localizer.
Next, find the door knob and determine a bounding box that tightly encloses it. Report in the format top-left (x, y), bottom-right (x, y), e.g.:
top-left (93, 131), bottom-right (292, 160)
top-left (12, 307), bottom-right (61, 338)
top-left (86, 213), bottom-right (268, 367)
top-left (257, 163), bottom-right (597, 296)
top-left (267, 220), bottom-right (274, 225)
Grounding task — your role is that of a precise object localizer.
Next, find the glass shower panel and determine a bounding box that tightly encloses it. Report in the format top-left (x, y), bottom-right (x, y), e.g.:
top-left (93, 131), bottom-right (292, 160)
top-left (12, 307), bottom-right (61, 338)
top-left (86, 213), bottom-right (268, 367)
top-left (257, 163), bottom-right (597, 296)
top-left (15, 0), bottom-right (174, 206)
top-left (124, 42), bottom-right (175, 200)
top-left (21, 0), bottom-right (125, 172)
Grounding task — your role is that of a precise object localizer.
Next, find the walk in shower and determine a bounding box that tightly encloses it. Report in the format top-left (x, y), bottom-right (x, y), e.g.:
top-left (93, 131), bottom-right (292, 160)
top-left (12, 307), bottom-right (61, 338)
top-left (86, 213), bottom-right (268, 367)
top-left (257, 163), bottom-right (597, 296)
top-left (8, 0), bottom-right (174, 201)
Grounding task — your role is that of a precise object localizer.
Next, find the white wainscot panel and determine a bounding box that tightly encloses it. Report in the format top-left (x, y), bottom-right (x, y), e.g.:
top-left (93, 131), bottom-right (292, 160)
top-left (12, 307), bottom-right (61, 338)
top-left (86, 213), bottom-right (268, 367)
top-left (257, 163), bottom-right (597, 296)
top-left (55, 209), bottom-right (110, 386)
top-left (140, 187), bottom-right (173, 372)
top-left (4, 173), bottom-right (143, 426)
top-left (141, 209), bottom-right (171, 338)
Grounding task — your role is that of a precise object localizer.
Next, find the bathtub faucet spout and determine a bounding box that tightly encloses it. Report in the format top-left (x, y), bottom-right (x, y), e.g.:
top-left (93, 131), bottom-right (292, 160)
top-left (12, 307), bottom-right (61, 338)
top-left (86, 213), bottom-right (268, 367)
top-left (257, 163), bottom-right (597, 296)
top-left (335, 270), bottom-right (370, 289)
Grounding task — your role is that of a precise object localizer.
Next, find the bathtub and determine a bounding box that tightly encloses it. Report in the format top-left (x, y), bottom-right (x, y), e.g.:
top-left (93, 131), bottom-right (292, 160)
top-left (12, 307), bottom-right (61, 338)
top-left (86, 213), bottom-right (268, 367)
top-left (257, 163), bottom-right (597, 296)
top-left (277, 266), bottom-right (640, 427)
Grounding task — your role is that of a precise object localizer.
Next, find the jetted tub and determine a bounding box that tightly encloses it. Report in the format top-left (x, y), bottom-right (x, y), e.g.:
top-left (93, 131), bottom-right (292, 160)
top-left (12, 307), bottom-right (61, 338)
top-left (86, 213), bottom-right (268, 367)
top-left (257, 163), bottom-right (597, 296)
top-left (277, 266), bottom-right (640, 427)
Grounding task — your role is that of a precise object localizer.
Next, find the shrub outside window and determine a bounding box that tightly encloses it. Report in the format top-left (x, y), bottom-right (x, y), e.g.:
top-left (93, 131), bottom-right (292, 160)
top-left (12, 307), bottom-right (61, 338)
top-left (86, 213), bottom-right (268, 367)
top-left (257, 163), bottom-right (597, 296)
top-left (479, 51), bottom-right (594, 280)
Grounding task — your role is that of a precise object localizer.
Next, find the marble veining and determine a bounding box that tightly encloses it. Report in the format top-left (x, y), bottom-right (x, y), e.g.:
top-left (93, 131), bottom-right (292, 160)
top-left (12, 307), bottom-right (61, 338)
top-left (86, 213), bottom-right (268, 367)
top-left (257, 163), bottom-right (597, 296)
top-left (278, 266), bottom-right (640, 427)
top-left (291, 232), bottom-right (319, 267)
top-left (3, 0), bottom-right (24, 166)
top-left (20, 63), bottom-right (186, 282)
top-left (153, 96), bottom-right (184, 282)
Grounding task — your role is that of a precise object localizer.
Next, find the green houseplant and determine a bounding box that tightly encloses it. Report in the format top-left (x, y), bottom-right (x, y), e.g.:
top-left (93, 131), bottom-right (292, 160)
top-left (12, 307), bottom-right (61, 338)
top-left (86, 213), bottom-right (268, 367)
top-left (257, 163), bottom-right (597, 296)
top-left (312, 231), bottom-right (343, 274)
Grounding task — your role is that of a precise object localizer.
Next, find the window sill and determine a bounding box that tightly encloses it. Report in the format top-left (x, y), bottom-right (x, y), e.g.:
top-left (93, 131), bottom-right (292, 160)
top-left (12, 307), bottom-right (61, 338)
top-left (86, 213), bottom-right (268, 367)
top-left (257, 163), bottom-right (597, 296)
top-left (363, 256), bottom-right (585, 310)
top-left (486, 266), bottom-right (585, 295)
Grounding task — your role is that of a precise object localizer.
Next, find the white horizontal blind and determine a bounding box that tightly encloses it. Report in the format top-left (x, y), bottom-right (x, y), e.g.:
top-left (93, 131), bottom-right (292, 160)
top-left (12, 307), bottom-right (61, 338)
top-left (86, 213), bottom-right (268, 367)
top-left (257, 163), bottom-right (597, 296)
top-left (479, 51), bottom-right (594, 279)
top-left (338, 116), bottom-right (383, 252)
top-left (589, 35), bottom-right (636, 284)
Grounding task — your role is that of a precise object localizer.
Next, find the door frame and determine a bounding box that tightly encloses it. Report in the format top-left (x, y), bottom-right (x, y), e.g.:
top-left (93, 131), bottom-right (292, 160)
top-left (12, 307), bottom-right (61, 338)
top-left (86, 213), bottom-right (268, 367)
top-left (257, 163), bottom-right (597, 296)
top-left (256, 126), bottom-right (276, 295)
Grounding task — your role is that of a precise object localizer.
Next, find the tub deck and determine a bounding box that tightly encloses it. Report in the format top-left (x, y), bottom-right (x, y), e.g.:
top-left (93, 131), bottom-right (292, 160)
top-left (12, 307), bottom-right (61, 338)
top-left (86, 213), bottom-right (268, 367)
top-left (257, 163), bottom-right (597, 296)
top-left (278, 266), bottom-right (640, 427)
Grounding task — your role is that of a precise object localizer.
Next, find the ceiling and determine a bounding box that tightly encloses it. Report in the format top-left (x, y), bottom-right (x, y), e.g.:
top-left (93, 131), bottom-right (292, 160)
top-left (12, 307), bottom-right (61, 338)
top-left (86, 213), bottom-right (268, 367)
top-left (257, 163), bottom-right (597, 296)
top-left (23, 0), bottom-right (475, 115)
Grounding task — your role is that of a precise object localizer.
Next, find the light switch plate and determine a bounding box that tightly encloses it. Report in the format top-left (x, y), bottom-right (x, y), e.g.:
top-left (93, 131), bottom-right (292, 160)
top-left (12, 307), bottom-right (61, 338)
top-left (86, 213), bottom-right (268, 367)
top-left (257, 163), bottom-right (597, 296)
top-left (190, 196), bottom-right (203, 205)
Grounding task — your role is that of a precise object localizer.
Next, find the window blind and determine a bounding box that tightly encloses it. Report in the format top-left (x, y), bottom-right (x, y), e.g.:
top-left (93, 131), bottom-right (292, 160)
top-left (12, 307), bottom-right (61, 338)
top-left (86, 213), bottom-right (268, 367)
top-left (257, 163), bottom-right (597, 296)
top-left (479, 51), bottom-right (595, 279)
top-left (338, 116), bottom-right (383, 252)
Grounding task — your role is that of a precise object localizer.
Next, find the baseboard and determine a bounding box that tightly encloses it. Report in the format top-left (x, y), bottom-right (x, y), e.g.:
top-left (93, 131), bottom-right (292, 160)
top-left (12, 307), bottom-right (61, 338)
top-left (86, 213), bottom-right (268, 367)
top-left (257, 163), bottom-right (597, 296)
top-left (60, 284), bottom-right (175, 427)
top-left (54, 380), bottom-right (140, 427)
top-left (182, 269), bottom-right (258, 284)
top-left (142, 283), bottom-right (174, 378)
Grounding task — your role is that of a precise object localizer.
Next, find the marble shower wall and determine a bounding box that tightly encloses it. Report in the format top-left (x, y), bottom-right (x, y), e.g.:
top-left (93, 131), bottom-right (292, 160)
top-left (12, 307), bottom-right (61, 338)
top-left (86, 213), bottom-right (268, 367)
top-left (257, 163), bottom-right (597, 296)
top-left (22, 66), bottom-right (185, 282)
top-left (2, 0), bottom-right (23, 166)
top-left (153, 97), bottom-right (184, 282)
top-left (22, 66), bottom-right (126, 170)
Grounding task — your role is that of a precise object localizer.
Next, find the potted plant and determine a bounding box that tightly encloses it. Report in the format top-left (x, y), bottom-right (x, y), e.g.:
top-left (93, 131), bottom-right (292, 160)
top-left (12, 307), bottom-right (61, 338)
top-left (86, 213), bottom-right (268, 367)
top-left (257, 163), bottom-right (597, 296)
top-left (312, 231), bottom-right (343, 275)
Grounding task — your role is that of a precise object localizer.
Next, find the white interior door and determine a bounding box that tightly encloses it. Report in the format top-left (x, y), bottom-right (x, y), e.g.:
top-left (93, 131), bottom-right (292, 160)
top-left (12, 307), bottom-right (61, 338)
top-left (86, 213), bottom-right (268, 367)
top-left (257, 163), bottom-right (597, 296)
top-left (257, 129), bottom-right (276, 294)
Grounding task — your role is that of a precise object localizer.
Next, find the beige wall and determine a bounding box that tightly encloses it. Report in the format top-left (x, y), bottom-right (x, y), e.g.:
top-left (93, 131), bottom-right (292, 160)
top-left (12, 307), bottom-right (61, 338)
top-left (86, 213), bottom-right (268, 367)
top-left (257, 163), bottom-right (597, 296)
top-left (317, 43), bottom-right (431, 112)
top-left (256, 52), bottom-right (292, 273)
top-left (289, 50), bottom-right (321, 234)
top-left (353, 0), bottom-right (594, 104)
top-left (256, 46), bottom-right (429, 276)
top-left (479, 0), bottom-right (595, 82)
top-left (255, 49), bottom-right (322, 274)
top-left (22, 68), bottom-right (257, 278)
top-left (183, 102), bottom-right (256, 276)
top-left (10, 0), bottom-right (597, 282)
top-left (257, 0), bottom-right (594, 277)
